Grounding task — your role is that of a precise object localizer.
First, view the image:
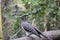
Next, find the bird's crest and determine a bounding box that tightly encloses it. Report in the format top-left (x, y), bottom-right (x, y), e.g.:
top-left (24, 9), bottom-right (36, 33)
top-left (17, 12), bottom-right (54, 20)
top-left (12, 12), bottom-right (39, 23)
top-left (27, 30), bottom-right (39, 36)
top-left (20, 14), bottom-right (28, 21)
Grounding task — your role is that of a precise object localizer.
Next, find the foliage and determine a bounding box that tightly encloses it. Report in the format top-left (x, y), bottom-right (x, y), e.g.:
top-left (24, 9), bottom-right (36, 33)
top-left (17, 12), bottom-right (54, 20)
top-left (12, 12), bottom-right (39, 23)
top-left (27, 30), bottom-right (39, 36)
top-left (2, 0), bottom-right (60, 39)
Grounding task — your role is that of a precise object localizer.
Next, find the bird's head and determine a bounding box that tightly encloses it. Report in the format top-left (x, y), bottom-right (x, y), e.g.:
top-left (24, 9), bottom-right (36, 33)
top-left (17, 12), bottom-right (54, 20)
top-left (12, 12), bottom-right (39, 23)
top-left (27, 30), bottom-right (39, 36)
top-left (20, 14), bottom-right (28, 21)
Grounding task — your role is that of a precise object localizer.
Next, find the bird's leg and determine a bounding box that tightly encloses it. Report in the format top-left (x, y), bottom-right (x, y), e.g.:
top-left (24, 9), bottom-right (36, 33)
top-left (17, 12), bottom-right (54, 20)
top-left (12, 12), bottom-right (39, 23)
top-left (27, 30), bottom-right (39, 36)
top-left (28, 33), bottom-right (32, 37)
top-left (25, 32), bottom-right (32, 37)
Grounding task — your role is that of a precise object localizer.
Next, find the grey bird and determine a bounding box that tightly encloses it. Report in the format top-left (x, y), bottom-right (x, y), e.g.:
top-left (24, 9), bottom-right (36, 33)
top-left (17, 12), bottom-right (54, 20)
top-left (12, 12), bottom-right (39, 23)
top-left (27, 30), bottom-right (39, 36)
top-left (21, 14), bottom-right (48, 38)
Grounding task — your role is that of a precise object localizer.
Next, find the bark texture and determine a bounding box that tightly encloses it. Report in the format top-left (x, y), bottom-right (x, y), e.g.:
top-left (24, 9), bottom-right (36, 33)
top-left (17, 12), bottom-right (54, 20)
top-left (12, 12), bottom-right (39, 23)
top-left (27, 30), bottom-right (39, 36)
top-left (14, 30), bottom-right (60, 40)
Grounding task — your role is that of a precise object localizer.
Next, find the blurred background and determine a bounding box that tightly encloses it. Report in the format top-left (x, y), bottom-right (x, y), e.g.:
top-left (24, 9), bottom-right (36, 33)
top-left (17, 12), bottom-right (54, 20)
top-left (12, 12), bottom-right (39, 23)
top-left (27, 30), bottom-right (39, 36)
top-left (1, 0), bottom-right (60, 40)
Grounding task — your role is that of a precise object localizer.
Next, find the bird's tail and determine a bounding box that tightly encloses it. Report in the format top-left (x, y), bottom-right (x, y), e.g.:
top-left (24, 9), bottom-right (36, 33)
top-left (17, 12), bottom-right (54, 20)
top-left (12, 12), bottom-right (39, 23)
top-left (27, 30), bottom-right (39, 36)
top-left (41, 33), bottom-right (52, 40)
top-left (41, 33), bottom-right (48, 38)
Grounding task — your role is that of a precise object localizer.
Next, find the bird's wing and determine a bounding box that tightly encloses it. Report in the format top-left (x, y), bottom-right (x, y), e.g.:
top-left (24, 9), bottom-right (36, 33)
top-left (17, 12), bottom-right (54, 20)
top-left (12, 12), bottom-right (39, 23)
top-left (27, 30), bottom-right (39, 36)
top-left (21, 22), bottom-right (39, 34)
top-left (33, 26), bottom-right (42, 34)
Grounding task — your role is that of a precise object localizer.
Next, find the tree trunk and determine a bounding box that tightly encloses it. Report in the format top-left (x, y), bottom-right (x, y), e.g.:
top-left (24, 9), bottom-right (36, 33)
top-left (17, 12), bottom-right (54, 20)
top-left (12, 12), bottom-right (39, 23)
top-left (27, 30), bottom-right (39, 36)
top-left (0, 0), bottom-right (3, 40)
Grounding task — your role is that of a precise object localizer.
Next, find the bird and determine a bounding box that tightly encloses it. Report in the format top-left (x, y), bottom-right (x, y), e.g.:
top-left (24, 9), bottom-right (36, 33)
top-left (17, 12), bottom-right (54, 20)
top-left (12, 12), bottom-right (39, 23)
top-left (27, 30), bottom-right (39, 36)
top-left (21, 14), bottom-right (48, 38)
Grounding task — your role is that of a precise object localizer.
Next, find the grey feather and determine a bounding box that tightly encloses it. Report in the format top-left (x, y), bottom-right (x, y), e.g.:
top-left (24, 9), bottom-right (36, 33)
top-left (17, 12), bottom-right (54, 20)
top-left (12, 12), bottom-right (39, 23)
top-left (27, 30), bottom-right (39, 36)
top-left (21, 21), bottom-right (41, 38)
top-left (21, 15), bottom-right (49, 39)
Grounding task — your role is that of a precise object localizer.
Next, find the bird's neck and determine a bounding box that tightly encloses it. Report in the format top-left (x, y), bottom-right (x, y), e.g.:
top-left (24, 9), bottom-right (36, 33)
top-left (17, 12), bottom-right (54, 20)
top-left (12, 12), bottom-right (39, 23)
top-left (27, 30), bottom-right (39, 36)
top-left (21, 20), bottom-right (27, 22)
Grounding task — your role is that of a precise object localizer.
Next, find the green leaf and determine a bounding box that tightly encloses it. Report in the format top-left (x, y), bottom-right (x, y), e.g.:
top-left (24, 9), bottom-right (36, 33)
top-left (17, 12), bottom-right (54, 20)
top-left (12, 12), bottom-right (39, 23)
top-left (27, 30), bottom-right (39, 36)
top-left (13, 0), bottom-right (17, 3)
top-left (57, 11), bottom-right (60, 16)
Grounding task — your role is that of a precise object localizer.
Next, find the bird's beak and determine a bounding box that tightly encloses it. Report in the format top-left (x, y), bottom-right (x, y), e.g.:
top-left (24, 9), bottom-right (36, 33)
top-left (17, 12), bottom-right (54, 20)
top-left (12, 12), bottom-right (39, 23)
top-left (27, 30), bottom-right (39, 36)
top-left (25, 14), bottom-right (28, 16)
top-left (19, 14), bottom-right (28, 18)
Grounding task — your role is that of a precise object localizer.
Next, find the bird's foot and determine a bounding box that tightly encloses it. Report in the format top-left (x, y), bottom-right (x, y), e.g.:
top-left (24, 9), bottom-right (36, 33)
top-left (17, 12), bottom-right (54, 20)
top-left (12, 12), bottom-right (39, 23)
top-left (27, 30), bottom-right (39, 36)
top-left (26, 35), bottom-right (30, 37)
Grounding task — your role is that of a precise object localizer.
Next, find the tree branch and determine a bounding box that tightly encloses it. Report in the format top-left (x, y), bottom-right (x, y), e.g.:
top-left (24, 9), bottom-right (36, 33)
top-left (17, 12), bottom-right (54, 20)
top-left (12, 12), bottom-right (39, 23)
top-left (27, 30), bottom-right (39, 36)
top-left (14, 30), bottom-right (60, 40)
